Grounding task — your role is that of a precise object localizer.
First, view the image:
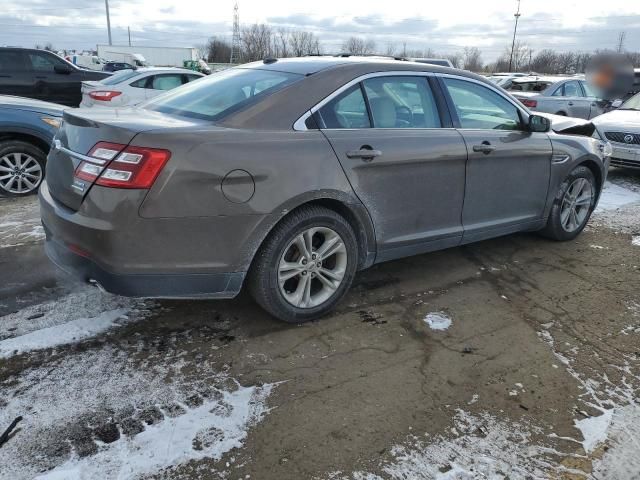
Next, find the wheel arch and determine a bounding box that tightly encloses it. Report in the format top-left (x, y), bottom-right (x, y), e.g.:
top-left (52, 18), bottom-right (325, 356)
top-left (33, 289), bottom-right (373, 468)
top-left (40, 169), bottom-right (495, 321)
top-left (577, 158), bottom-right (604, 201)
top-left (247, 192), bottom-right (377, 273)
top-left (0, 131), bottom-right (52, 158)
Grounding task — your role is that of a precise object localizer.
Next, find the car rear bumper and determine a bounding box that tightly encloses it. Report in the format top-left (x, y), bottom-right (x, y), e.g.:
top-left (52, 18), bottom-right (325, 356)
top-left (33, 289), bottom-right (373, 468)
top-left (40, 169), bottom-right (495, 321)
top-left (39, 181), bottom-right (249, 299)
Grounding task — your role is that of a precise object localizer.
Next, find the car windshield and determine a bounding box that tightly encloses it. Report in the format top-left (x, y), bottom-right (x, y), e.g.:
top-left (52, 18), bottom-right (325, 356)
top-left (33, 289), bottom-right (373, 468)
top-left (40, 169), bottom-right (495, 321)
top-left (620, 92), bottom-right (640, 110)
top-left (100, 70), bottom-right (139, 85)
top-left (143, 68), bottom-right (302, 121)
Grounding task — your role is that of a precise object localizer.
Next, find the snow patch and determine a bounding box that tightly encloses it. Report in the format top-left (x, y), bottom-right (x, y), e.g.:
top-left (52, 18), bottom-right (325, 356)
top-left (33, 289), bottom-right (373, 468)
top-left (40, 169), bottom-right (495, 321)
top-left (632, 236), bottom-right (640, 246)
top-left (574, 409), bottom-right (613, 453)
top-left (596, 181), bottom-right (640, 212)
top-left (341, 410), bottom-right (565, 480)
top-left (423, 312), bottom-right (452, 331)
top-left (0, 197), bottom-right (45, 248)
top-left (35, 384), bottom-right (274, 480)
top-left (0, 287), bottom-right (154, 358)
top-left (0, 307), bottom-right (129, 358)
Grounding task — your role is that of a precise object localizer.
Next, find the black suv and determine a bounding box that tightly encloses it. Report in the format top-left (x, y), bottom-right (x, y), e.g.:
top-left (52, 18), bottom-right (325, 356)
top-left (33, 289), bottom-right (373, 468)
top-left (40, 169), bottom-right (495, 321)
top-left (0, 47), bottom-right (110, 107)
top-left (103, 61), bottom-right (136, 72)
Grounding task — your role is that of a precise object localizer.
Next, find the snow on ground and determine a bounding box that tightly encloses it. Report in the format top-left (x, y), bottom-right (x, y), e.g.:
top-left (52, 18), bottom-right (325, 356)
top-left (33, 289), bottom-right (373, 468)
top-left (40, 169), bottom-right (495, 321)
top-left (35, 383), bottom-right (274, 480)
top-left (336, 410), bottom-right (580, 480)
top-left (0, 335), bottom-right (275, 480)
top-left (592, 177), bottom-right (640, 234)
top-left (595, 181), bottom-right (640, 212)
top-left (0, 196), bottom-right (45, 248)
top-left (423, 312), bottom-right (452, 331)
top-left (0, 286), bottom-right (154, 358)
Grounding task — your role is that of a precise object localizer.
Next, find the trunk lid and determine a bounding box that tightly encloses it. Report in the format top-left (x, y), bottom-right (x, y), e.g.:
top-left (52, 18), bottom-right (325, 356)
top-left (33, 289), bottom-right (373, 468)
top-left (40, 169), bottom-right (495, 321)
top-left (46, 107), bottom-right (202, 211)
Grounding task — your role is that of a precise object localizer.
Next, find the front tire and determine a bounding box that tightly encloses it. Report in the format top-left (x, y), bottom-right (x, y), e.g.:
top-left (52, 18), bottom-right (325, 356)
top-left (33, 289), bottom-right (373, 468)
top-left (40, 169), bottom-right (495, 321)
top-left (540, 166), bottom-right (597, 241)
top-left (248, 205), bottom-right (358, 323)
top-left (0, 140), bottom-right (46, 197)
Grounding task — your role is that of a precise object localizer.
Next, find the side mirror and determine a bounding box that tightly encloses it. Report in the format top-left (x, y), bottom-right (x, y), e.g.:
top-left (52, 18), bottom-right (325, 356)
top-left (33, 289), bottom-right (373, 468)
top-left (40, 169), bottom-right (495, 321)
top-left (611, 99), bottom-right (623, 108)
top-left (54, 64), bottom-right (72, 75)
top-left (529, 114), bottom-right (551, 133)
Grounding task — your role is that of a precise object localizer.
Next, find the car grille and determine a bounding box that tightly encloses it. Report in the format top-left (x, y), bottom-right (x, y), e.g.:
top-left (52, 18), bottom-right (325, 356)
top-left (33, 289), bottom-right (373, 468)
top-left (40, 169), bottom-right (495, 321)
top-left (604, 131), bottom-right (640, 145)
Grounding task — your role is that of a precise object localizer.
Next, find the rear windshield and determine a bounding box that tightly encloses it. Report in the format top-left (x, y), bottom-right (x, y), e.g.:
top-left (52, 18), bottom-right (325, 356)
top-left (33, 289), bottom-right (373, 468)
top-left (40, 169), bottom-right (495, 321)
top-left (100, 70), bottom-right (139, 85)
top-left (143, 68), bottom-right (302, 121)
top-left (509, 81), bottom-right (552, 92)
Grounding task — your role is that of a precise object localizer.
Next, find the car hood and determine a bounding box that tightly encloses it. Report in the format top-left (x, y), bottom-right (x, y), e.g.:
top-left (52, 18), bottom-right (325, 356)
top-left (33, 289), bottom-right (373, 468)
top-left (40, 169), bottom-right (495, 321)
top-left (591, 109), bottom-right (640, 132)
top-left (0, 95), bottom-right (65, 116)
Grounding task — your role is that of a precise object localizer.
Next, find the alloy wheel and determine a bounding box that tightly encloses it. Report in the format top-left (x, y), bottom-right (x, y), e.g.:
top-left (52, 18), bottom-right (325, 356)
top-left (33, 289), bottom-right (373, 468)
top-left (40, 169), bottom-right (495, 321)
top-left (560, 177), bottom-right (593, 233)
top-left (0, 152), bottom-right (43, 195)
top-left (278, 227), bottom-right (348, 308)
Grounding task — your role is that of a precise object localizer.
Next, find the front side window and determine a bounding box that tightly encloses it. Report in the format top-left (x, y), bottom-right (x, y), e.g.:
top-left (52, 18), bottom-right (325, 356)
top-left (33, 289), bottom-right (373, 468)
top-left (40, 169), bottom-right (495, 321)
top-left (443, 78), bottom-right (522, 130)
top-left (144, 68), bottom-right (301, 121)
top-left (28, 51), bottom-right (65, 72)
top-left (581, 81), bottom-right (598, 98)
top-left (362, 76), bottom-right (441, 128)
top-left (317, 84), bottom-right (370, 129)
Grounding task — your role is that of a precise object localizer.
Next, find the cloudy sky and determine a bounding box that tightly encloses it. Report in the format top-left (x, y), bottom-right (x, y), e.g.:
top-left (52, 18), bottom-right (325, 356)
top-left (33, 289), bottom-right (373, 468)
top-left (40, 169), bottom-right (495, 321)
top-left (2, 0), bottom-right (640, 61)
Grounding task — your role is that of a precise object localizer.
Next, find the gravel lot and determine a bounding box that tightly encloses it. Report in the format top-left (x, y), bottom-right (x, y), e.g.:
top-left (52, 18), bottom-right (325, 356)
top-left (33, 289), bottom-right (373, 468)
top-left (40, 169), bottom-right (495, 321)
top-left (1, 169), bottom-right (639, 480)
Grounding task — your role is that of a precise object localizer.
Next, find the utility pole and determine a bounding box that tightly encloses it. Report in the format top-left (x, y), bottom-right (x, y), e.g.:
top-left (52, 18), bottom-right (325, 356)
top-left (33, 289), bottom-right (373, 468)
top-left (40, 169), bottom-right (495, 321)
top-left (128, 26), bottom-right (131, 46)
top-left (508, 0), bottom-right (521, 72)
top-left (230, 2), bottom-right (241, 64)
top-left (617, 31), bottom-right (626, 53)
top-left (105, 0), bottom-right (112, 46)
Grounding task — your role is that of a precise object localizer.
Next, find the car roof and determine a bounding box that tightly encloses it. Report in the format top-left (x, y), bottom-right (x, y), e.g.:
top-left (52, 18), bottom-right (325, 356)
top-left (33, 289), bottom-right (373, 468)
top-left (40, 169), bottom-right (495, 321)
top-left (513, 75), bottom-right (571, 84)
top-left (238, 56), bottom-right (464, 76)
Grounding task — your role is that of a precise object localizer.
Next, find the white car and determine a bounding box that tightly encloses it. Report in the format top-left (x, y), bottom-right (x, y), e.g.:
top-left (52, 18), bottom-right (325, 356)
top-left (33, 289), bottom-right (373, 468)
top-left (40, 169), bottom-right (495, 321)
top-left (80, 67), bottom-right (204, 108)
top-left (592, 92), bottom-right (640, 169)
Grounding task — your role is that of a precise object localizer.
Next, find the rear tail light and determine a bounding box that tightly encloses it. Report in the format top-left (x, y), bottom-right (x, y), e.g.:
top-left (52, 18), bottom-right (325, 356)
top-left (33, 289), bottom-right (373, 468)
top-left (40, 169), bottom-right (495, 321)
top-left (74, 142), bottom-right (171, 189)
top-left (88, 91), bottom-right (122, 101)
top-left (521, 98), bottom-right (537, 108)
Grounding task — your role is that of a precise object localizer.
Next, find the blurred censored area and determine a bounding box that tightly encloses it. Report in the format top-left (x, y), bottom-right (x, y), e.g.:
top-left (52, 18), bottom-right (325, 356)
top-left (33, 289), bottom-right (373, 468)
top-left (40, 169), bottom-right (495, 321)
top-left (586, 53), bottom-right (634, 100)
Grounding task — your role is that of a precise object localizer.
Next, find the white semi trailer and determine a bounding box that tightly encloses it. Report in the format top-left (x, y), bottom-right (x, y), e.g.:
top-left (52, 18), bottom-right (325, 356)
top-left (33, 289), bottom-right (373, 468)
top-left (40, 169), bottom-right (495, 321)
top-left (97, 45), bottom-right (199, 67)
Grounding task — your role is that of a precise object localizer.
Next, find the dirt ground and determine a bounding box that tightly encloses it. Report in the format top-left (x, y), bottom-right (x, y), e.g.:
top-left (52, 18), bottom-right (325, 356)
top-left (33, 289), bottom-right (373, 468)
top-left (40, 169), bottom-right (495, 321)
top-left (1, 169), bottom-right (639, 480)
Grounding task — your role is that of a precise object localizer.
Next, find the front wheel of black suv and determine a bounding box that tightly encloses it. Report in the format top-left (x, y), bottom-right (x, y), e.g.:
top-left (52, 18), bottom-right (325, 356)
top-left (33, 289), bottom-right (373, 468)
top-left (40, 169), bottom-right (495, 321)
top-left (540, 165), bottom-right (597, 241)
top-left (248, 205), bottom-right (359, 323)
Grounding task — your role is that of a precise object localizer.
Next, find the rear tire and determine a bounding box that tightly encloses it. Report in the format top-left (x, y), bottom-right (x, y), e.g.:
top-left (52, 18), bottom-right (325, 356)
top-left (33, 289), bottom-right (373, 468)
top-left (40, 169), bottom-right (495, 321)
top-left (540, 166), bottom-right (596, 241)
top-left (248, 205), bottom-right (358, 323)
top-left (0, 140), bottom-right (46, 197)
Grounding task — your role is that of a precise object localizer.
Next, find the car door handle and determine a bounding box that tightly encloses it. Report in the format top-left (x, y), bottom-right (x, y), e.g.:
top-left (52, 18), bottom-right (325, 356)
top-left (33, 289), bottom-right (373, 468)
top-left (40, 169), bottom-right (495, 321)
top-left (472, 142), bottom-right (496, 154)
top-left (346, 147), bottom-right (382, 161)
top-left (567, 101), bottom-right (574, 106)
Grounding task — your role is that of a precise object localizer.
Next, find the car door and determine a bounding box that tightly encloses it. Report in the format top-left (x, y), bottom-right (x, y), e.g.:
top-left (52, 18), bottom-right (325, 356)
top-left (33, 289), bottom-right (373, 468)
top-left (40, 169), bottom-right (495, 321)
top-left (27, 50), bottom-right (81, 106)
top-left (580, 80), bottom-right (605, 119)
top-left (0, 49), bottom-right (32, 98)
top-left (440, 76), bottom-right (552, 243)
top-left (560, 80), bottom-right (592, 119)
top-left (318, 74), bottom-right (468, 262)
top-left (144, 73), bottom-right (184, 100)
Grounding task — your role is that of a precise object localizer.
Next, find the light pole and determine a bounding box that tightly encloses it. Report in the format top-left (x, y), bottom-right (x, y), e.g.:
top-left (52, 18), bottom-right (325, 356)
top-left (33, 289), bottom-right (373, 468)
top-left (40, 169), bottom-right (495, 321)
top-left (105, 0), bottom-right (113, 46)
top-left (508, 0), bottom-right (521, 72)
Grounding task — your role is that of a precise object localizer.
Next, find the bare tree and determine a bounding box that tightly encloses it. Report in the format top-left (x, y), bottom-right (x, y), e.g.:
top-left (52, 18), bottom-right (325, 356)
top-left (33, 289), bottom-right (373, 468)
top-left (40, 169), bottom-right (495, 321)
top-left (289, 31), bottom-right (321, 56)
top-left (462, 47), bottom-right (483, 71)
top-left (384, 42), bottom-right (397, 57)
top-left (205, 37), bottom-right (232, 63)
top-left (342, 36), bottom-right (376, 55)
top-left (446, 53), bottom-right (463, 68)
top-left (241, 23), bottom-right (274, 61)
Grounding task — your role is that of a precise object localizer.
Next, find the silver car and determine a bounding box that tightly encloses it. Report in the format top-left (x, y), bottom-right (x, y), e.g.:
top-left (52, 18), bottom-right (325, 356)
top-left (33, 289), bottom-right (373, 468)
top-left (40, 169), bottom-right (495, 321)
top-left (593, 91), bottom-right (640, 168)
top-left (510, 77), bottom-right (604, 119)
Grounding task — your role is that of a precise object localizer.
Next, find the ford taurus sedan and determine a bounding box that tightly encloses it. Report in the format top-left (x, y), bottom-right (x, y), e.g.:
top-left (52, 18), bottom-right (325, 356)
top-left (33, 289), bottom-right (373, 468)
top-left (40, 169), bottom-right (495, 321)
top-left (40, 57), bottom-right (610, 322)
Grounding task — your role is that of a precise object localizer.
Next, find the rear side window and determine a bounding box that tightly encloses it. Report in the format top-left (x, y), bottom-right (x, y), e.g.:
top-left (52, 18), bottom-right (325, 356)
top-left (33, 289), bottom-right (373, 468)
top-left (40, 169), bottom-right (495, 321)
top-left (443, 78), bottom-right (522, 130)
top-left (130, 76), bottom-right (149, 88)
top-left (0, 50), bottom-right (27, 70)
top-left (150, 74), bottom-right (183, 90)
top-left (144, 68), bottom-right (301, 121)
top-left (318, 85), bottom-right (370, 128)
top-left (363, 76), bottom-right (441, 128)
